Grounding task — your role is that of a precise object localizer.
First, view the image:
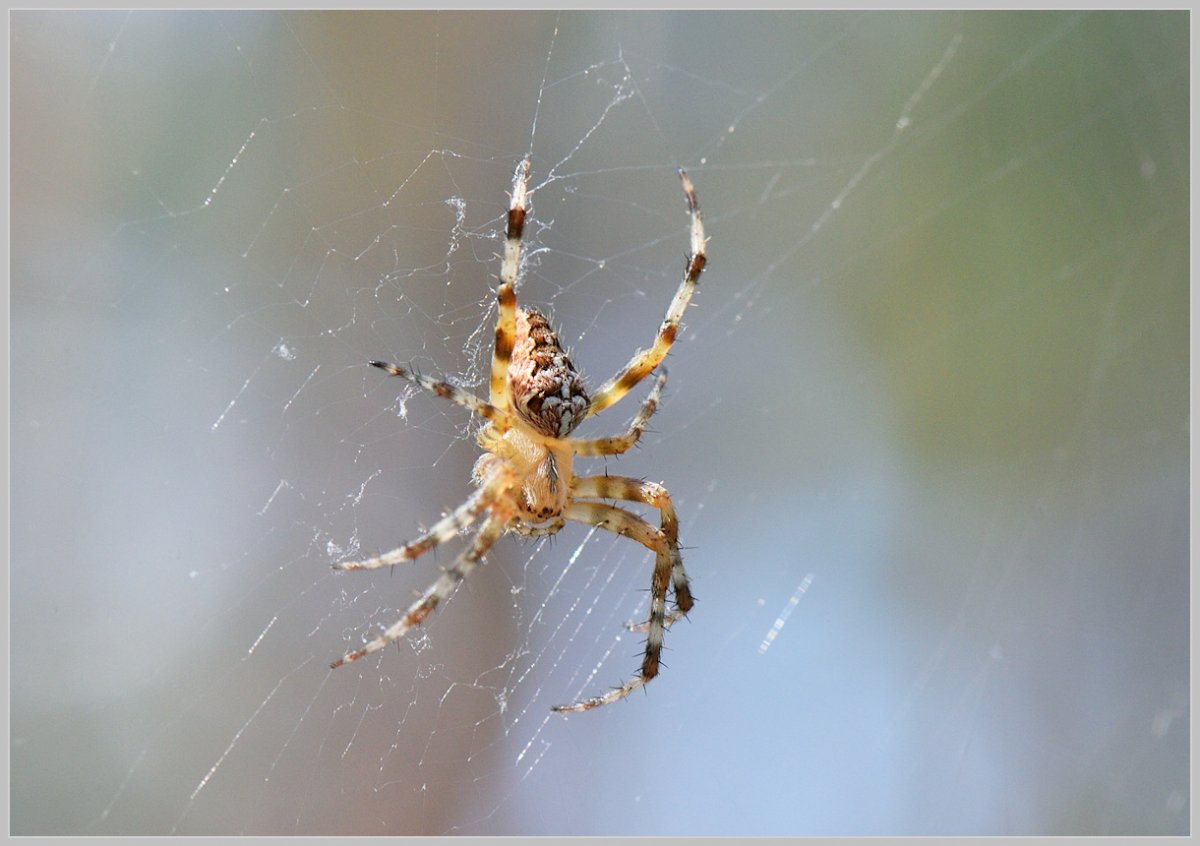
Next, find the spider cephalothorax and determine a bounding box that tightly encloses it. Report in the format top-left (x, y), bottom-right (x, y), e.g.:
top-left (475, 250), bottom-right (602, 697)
top-left (333, 159), bottom-right (707, 712)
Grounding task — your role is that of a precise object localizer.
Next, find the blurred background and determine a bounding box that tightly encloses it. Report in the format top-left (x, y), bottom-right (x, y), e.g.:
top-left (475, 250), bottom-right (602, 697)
top-left (10, 10), bottom-right (1188, 836)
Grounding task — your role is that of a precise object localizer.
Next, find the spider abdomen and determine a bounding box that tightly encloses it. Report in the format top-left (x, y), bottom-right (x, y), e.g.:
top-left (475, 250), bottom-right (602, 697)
top-left (508, 308), bottom-right (589, 437)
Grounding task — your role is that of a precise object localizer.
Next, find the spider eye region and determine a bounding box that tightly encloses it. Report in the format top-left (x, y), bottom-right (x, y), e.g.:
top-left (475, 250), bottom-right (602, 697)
top-left (509, 308), bottom-right (589, 437)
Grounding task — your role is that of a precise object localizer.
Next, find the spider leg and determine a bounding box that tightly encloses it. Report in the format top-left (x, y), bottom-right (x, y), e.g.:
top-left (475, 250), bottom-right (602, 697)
top-left (585, 169), bottom-right (706, 418)
top-left (563, 501), bottom-right (665, 550)
top-left (573, 475), bottom-right (694, 619)
top-left (552, 500), bottom-right (674, 713)
top-left (490, 158), bottom-right (530, 410)
top-left (624, 607), bottom-right (687, 633)
top-left (568, 370), bottom-right (667, 457)
top-left (331, 512), bottom-right (508, 669)
top-left (334, 482), bottom-right (499, 571)
top-left (369, 360), bottom-right (520, 432)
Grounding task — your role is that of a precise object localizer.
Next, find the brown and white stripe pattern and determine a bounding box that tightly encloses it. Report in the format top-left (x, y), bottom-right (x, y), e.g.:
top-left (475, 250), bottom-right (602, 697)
top-left (570, 369), bottom-right (667, 457)
top-left (551, 475), bottom-right (694, 713)
top-left (331, 510), bottom-right (510, 669)
top-left (586, 169), bottom-right (706, 418)
top-left (490, 158), bottom-right (530, 410)
top-left (334, 474), bottom-right (503, 572)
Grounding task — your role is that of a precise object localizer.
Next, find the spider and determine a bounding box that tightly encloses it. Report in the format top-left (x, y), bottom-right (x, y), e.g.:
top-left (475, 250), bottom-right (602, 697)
top-left (332, 159), bottom-right (707, 713)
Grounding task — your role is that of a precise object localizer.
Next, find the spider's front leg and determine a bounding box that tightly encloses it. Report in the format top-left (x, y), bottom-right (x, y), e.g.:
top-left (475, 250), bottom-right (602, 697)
top-left (585, 169), bottom-right (706, 417)
top-left (490, 158), bottom-right (530, 410)
top-left (334, 482), bottom-right (496, 572)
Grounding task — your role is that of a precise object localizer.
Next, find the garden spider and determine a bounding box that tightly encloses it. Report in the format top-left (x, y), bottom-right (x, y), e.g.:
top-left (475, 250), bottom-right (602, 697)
top-left (332, 159), bottom-right (707, 713)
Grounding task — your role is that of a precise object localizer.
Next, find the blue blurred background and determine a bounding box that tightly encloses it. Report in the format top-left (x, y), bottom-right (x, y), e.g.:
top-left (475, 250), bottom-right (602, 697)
top-left (11, 10), bottom-right (1188, 835)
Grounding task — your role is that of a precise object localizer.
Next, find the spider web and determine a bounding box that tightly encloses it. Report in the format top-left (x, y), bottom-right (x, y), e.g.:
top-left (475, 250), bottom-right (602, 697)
top-left (10, 10), bottom-right (1189, 836)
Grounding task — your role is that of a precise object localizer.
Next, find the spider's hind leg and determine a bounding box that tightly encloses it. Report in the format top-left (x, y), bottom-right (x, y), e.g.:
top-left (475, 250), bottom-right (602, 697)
top-left (551, 499), bottom-right (679, 713)
top-left (334, 482), bottom-right (498, 572)
top-left (369, 360), bottom-right (519, 432)
top-left (331, 513), bottom-right (508, 668)
top-left (573, 475), bottom-right (694, 617)
top-left (490, 158), bottom-right (530, 410)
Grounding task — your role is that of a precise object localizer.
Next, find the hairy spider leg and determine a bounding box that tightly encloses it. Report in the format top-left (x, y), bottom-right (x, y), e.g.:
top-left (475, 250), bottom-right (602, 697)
top-left (331, 509), bottom-right (510, 669)
top-left (335, 474), bottom-right (502, 572)
top-left (570, 370), bottom-right (668, 457)
top-left (491, 158), bottom-right (530, 411)
top-left (586, 169), bottom-right (706, 417)
top-left (368, 360), bottom-right (519, 433)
